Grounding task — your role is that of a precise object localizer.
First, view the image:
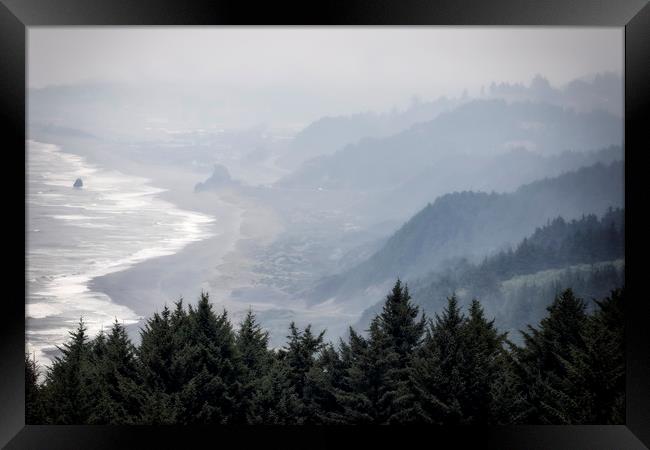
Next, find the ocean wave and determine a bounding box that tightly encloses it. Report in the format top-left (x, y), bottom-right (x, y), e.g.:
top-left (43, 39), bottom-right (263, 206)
top-left (26, 140), bottom-right (216, 367)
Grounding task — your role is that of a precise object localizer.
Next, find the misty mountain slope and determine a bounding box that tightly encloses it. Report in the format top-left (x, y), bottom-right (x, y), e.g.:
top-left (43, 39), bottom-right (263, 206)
top-left (352, 145), bottom-right (622, 222)
top-left (240, 146), bottom-right (620, 305)
top-left (277, 96), bottom-right (465, 170)
top-left (487, 72), bottom-right (623, 116)
top-left (304, 161), bottom-right (624, 306)
top-left (355, 208), bottom-right (625, 337)
top-left (277, 99), bottom-right (622, 190)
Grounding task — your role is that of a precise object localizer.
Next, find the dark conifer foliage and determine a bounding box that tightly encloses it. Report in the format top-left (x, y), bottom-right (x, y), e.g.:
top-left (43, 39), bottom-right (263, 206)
top-left (247, 352), bottom-right (301, 424)
top-left (371, 280), bottom-right (426, 423)
top-left (459, 300), bottom-right (507, 423)
top-left (40, 318), bottom-right (92, 424)
top-left (282, 322), bottom-right (326, 423)
top-left (562, 288), bottom-right (625, 423)
top-left (409, 295), bottom-right (467, 424)
top-left (138, 305), bottom-right (177, 424)
top-left (236, 309), bottom-right (273, 422)
top-left (86, 321), bottom-right (144, 424)
top-left (174, 292), bottom-right (244, 424)
top-left (406, 209), bottom-right (625, 334)
top-left (508, 289), bottom-right (589, 423)
top-left (332, 327), bottom-right (379, 424)
top-left (25, 352), bottom-right (44, 424)
top-left (28, 282), bottom-right (624, 425)
top-left (304, 343), bottom-right (347, 424)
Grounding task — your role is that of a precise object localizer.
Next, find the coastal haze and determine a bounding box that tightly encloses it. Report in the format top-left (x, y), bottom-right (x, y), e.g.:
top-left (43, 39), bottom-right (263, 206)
top-left (27, 27), bottom-right (624, 367)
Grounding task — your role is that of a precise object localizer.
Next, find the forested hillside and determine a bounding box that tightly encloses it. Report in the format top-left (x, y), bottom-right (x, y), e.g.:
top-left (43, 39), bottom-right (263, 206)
top-left (26, 28), bottom-right (627, 430)
top-left (356, 208), bottom-right (625, 337)
top-left (279, 99), bottom-right (622, 190)
top-left (26, 282), bottom-right (624, 425)
top-left (307, 161), bottom-right (623, 306)
top-left (355, 145), bottom-right (622, 222)
top-left (278, 96), bottom-right (465, 170)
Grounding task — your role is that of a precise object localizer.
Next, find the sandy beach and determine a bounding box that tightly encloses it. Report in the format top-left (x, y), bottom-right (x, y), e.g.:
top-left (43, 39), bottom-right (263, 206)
top-left (87, 185), bottom-right (288, 341)
top-left (27, 133), bottom-right (360, 349)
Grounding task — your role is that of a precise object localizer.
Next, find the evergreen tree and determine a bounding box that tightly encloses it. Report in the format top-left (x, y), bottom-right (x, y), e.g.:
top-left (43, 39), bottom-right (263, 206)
top-left (169, 298), bottom-right (191, 393)
top-left (138, 306), bottom-right (178, 424)
top-left (83, 329), bottom-right (109, 423)
top-left (247, 351), bottom-right (302, 424)
top-left (304, 343), bottom-right (347, 424)
top-left (235, 309), bottom-right (272, 422)
top-left (409, 295), bottom-right (466, 424)
top-left (563, 288), bottom-right (625, 423)
top-left (332, 328), bottom-right (380, 424)
top-left (139, 306), bottom-right (174, 393)
top-left (510, 289), bottom-right (588, 423)
top-left (41, 318), bottom-right (92, 424)
top-left (25, 352), bottom-right (44, 424)
top-left (28, 285), bottom-right (624, 426)
top-left (459, 299), bottom-right (506, 423)
top-left (375, 281), bottom-right (426, 357)
top-left (489, 347), bottom-right (528, 424)
top-left (375, 280), bottom-right (426, 423)
top-left (236, 309), bottom-right (272, 380)
top-left (282, 322), bottom-right (325, 423)
top-left (336, 280), bottom-right (425, 424)
top-left (85, 321), bottom-right (144, 424)
top-left (175, 292), bottom-right (244, 424)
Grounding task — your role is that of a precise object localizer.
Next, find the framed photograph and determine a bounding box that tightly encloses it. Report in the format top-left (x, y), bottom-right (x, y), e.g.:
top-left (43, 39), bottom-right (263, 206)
top-left (2, 0), bottom-right (648, 447)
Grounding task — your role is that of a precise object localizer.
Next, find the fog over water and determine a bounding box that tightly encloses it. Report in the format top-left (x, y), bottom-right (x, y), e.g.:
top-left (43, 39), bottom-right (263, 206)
top-left (27, 27), bottom-right (624, 363)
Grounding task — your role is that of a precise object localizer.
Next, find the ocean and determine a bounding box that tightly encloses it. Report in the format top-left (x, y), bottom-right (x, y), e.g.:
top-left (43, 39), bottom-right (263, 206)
top-left (26, 140), bottom-right (215, 367)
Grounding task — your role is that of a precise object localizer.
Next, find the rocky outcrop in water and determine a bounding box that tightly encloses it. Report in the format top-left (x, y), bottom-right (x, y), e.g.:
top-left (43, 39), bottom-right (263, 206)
top-left (73, 178), bottom-right (83, 188)
top-left (194, 164), bottom-right (239, 192)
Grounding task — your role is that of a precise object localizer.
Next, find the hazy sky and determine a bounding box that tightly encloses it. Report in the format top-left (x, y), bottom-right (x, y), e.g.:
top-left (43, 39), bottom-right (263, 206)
top-left (28, 27), bottom-right (623, 127)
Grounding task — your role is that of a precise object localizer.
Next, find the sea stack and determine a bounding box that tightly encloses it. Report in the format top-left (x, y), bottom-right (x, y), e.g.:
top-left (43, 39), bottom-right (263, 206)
top-left (73, 178), bottom-right (83, 188)
top-left (194, 164), bottom-right (237, 192)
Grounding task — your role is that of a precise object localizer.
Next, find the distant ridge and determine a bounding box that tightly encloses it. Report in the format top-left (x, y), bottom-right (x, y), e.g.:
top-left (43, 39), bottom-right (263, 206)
top-left (278, 99), bottom-right (622, 191)
top-left (304, 160), bottom-right (624, 306)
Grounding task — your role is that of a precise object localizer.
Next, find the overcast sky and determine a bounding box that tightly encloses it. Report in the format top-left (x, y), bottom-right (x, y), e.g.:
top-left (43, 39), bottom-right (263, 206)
top-left (28, 27), bottom-right (623, 127)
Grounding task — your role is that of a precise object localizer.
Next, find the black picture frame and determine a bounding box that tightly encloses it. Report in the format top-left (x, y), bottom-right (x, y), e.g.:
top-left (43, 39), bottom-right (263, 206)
top-left (2, 1), bottom-right (648, 448)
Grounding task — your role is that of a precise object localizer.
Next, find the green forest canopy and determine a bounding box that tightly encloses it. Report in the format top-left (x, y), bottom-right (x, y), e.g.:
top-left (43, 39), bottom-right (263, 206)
top-left (26, 281), bottom-right (624, 425)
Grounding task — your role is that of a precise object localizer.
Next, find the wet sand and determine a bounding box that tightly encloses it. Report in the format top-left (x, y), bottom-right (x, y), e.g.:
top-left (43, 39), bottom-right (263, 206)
top-left (88, 187), bottom-right (287, 341)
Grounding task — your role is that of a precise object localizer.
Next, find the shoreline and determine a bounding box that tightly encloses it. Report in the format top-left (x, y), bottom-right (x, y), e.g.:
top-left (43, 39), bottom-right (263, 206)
top-left (87, 189), bottom-right (248, 335)
top-left (87, 186), bottom-right (288, 342)
top-left (26, 132), bottom-right (353, 348)
top-left (27, 137), bottom-right (248, 355)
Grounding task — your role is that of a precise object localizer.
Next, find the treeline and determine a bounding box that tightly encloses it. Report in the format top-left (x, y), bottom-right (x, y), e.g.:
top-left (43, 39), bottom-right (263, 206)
top-left (418, 208), bottom-right (625, 296)
top-left (473, 207), bottom-right (624, 283)
top-left (497, 262), bottom-right (623, 331)
top-left (26, 281), bottom-right (624, 425)
top-left (398, 209), bottom-right (625, 336)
